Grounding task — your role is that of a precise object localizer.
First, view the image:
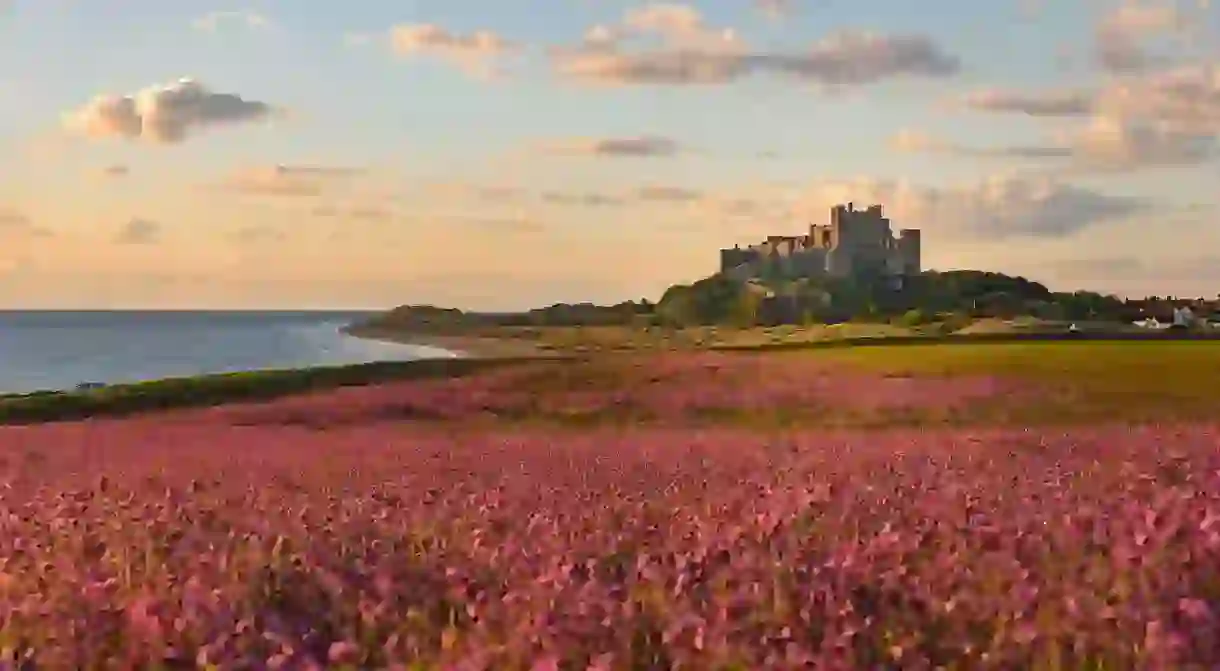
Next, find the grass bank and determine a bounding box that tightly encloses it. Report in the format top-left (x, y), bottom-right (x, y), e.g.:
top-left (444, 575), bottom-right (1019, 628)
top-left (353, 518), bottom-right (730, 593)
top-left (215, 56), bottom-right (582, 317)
top-left (0, 357), bottom-right (547, 425)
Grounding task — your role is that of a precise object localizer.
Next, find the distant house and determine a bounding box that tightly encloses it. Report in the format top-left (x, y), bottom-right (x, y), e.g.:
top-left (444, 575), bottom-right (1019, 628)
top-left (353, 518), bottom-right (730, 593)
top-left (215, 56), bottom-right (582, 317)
top-left (1134, 317), bottom-right (1166, 329)
top-left (1172, 306), bottom-right (1195, 329)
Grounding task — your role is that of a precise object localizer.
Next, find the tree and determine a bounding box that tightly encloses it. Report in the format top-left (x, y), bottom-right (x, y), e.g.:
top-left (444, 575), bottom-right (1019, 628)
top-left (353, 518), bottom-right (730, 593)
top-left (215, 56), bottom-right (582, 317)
top-left (900, 308), bottom-right (930, 328)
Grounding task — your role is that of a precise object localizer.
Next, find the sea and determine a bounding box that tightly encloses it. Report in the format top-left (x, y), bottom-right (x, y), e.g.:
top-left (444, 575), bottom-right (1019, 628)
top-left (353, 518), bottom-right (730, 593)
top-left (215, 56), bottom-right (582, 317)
top-left (0, 311), bottom-right (454, 395)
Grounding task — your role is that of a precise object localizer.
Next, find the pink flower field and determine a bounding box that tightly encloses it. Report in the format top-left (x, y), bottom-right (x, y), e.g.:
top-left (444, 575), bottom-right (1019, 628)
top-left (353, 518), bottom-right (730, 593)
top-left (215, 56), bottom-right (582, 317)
top-left (2, 389), bottom-right (1220, 667)
top-left (217, 352), bottom-right (1030, 427)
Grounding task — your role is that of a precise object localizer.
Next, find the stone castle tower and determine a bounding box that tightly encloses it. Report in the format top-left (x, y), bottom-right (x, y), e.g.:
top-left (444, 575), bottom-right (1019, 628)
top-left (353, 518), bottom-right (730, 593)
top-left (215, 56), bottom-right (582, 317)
top-left (719, 203), bottom-right (920, 282)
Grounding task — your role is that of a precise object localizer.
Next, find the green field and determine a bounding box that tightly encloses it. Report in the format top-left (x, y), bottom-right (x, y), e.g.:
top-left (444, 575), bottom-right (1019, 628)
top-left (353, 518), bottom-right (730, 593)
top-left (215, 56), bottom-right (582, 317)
top-left (795, 339), bottom-right (1220, 425)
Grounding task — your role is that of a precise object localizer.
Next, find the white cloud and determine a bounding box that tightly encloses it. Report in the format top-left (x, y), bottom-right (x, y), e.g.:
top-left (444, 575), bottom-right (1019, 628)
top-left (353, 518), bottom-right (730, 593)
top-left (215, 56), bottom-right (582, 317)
top-left (192, 10), bottom-right (270, 33)
top-left (754, 0), bottom-right (796, 19)
top-left (64, 78), bottom-right (278, 144)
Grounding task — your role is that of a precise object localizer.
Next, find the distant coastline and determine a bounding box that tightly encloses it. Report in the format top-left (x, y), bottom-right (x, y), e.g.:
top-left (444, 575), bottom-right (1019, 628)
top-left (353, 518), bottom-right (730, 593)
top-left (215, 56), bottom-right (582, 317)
top-left (341, 324), bottom-right (559, 359)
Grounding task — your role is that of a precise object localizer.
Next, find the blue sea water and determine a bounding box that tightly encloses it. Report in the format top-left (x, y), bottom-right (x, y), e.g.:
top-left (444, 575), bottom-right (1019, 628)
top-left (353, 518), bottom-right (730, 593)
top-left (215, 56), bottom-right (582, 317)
top-left (0, 311), bottom-right (453, 394)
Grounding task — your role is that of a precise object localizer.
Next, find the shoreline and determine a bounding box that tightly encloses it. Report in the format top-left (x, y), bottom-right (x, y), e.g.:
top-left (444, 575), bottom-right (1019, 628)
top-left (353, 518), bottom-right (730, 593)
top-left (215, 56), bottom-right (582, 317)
top-left (342, 325), bottom-right (563, 359)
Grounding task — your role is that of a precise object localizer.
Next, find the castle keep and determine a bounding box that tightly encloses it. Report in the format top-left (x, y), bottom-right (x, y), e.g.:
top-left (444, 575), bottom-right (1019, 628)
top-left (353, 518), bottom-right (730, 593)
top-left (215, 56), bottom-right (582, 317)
top-left (719, 203), bottom-right (920, 281)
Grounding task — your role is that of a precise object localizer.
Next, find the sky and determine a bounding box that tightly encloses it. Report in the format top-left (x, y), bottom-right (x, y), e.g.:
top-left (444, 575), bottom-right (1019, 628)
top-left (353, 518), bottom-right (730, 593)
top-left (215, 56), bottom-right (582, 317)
top-left (1, 0), bottom-right (1218, 310)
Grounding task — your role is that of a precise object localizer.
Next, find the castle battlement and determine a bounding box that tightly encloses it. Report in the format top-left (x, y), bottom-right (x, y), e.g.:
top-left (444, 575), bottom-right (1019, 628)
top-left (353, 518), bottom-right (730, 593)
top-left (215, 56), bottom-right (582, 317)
top-left (719, 202), bottom-right (920, 281)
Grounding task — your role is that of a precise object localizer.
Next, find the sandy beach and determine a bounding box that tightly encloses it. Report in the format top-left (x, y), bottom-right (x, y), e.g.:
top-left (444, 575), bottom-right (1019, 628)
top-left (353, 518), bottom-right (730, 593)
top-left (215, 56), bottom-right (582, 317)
top-left (342, 325), bottom-right (563, 359)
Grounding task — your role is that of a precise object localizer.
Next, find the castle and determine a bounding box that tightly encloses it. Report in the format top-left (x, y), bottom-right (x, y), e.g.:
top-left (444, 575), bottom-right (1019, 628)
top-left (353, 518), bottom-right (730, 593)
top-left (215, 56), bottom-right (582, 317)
top-left (719, 203), bottom-right (920, 282)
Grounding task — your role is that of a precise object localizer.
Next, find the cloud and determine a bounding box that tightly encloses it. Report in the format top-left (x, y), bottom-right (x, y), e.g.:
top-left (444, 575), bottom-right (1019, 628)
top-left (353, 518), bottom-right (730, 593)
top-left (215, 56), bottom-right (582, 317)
top-left (0, 208), bottom-right (53, 238)
top-left (1045, 254), bottom-right (1220, 294)
top-left (100, 164), bottom-right (129, 178)
top-left (230, 225), bottom-right (287, 243)
top-left (541, 191), bottom-right (624, 206)
top-left (436, 213), bottom-right (546, 234)
top-left (754, 0), bottom-right (795, 19)
top-left (0, 256), bottom-right (31, 278)
top-left (211, 164), bottom-right (364, 197)
top-left (1047, 256), bottom-right (1146, 278)
top-left (192, 10), bottom-right (270, 33)
top-left (890, 120), bottom-right (1215, 170)
top-left (940, 62), bottom-right (1220, 170)
top-left (1065, 116), bottom-right (1217, 167)
top-left (1094, 63), bottom-right (1220, 133)
top-left (419, 182), bottom-right (526, 203)
top-left (114, 218), bottom-right (161, 244)
top-left (0, 209), bottom-right (30, 227)
top-left (636, 185), bottom-right (702, 201)
top-left (763, 175), bottom-right (1148, 240)
top-left (65, 78), bottom-right (278, 144)
top-left (537, 135), bottom-right (683, 157)
top-left (706, 196), bottom-right (788, 218)
top-left (343, 32), bottom-right (375, 48)
top-left (1094, 4), bottom-right (1186, 74)
top-left (551, 5), bottom-right (958, 87)
top-left (312, 204), bottom-right (394, 221)
top-left (268, 164), bottom-right (366, 177)
top-left (963, 63), bottom-right (1220, 130)
top-left (891, 129), bottom-right (1076, 160)
top-left (960, 88), bottom-right (1094, 116)
top-left (389, 24), bottom-right (519, 78)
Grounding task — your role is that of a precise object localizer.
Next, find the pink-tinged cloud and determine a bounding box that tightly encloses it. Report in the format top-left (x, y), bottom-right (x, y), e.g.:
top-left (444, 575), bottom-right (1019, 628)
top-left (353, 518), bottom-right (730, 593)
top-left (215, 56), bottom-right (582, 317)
top-left (114, 218), bottom-right (161, 244)
top-left (389, 24), bottom-right (519, 78)
top-left (1094, 4), bottom-right (1187, 74)
top-left (538, 135), bottom-right (683, 157)
top-left (960, 88), bottom-right (1094, 116)
top-left (64, 78), bottom-right (278, 144)
top-left (552, 5), bottom-right (958, 87)
top-left (209, 164), bottom-right (365, 198)
top-left (890, 120), bottom-right (1215, 170)
top-left (0, 208), bottom-right (53, 238)
top-left (706, 175), bottom-right (1147, 240)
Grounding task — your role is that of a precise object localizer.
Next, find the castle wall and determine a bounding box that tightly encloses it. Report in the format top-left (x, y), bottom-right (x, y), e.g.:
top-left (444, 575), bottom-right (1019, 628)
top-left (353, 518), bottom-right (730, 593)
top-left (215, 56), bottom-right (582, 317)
top-left (722, 203), bottom-right (920, 281)
top-left (897, 229), bottom-right (921, 275)
top-left (830, 205), bottom-right (893, 277)
top-left (724, 262), bottom-right (756, 282)
top-left (720, 247), bottom-right (758, 273)
top-left (789, 248), bottom-right (828, 277)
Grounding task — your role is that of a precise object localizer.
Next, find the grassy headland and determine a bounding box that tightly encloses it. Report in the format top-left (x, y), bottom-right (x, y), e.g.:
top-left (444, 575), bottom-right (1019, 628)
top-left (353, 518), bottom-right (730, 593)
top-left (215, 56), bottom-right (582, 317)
top-left (5, 337), bottom-right (1220, 427)
top-left (0, 356), bottom-right (540, 424)
top-left (342, 267), bottom-right (1219, 357)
